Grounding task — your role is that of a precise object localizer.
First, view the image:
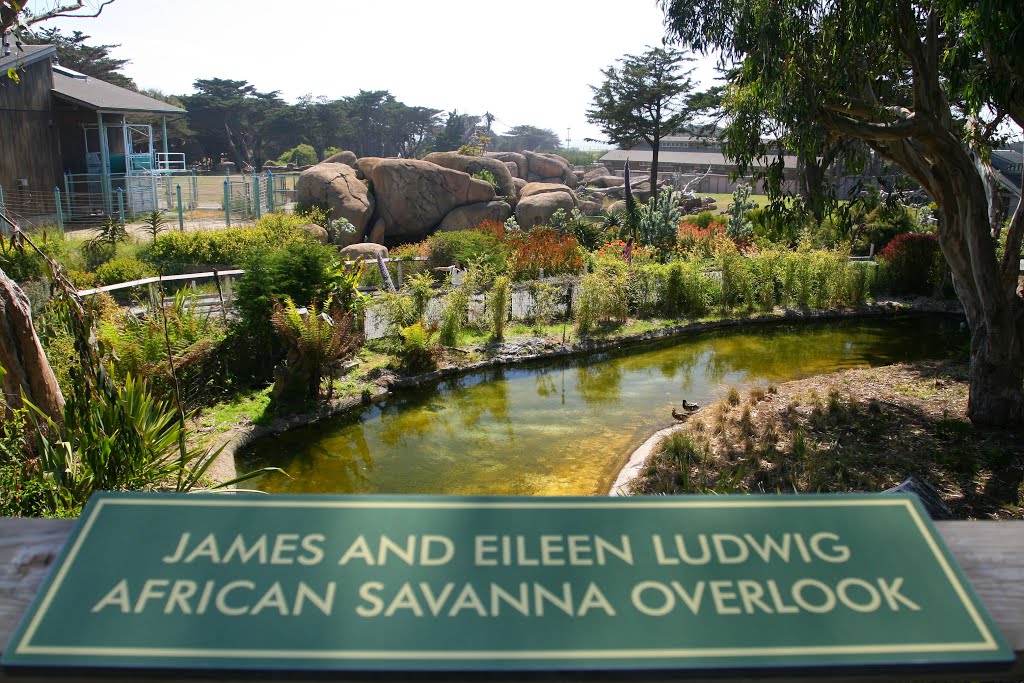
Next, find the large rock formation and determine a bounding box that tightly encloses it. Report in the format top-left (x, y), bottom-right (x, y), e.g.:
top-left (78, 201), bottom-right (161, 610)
top-left (323, 150), bottom-right (357, 167)
top-left (523, 151), bottom-right (577, 188)
top-left (437, 201), bottom-right (512, 232)
top-left (369, 159), bottom-right (496, 242)
top-left (423, 152), bottom-right (517, 198)
top-left (516, 192), bottom-right (577, 228)
top-left (519, 182), bottom-right (577, 201)
top-left (340, 243), bottom-right (389, 260)
top-left (589, 175), bottom-right (625, 188)
top-left (354, 156), bottom-right (384, 180)
top-left (582, 166), bottom-right (611, 183)
top-left (483, 151), bottom-right (527, 179)
top-left (293, 163), bottom-right (375, 244)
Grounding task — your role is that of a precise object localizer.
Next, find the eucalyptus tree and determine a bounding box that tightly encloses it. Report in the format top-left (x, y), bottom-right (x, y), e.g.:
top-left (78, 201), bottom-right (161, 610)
top-left (587, 46), bottom-right (696, 201)
top-left (661, 0), bottom-right (1024, 427)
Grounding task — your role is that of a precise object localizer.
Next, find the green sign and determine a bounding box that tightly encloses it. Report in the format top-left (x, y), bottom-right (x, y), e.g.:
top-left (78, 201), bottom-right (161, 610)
top-left (3, 493), bottom-right (1012, 674)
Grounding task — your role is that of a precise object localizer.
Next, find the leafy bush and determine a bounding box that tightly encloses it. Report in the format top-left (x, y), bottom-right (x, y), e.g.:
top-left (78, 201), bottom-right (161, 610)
top-left (94, 257), bottom-right (154, 287)
top-left (438, 273), bottom-right (475, 346)
top-left (660, 260), bottom-right (718, 318)
top-left (471, 169), bottom-right (499, 192)
top-left (528, 281), bottom-right (563, 331)
top-left (488, 275), bottom-right (511, 341)
top-left (747, 206), bottom-right (799, 246)
top-left (506, 227), bottom-right (584, 280)
top-left (276, 143), bottom-right (319, 167)
top-left (271, 297), bottom-right (362, 401)
top-left (143, 214), bottom-right (307, 272)
top-left (690, 210), bottom-right (728, 230)
top-left (637, 189), bottom-right (682, 257)
top-left (575, 267), bottom-right (628, 335)
top-left (426, 229), bottom-right (508, 273)
top-left (399, 321), bottom-right (438, 373)
top-left (0, 230), bottom-right (68, 282)
top-left (677, 220), bottom-right (728, 261)
top-left (877, 232), bottom-right (941, 295)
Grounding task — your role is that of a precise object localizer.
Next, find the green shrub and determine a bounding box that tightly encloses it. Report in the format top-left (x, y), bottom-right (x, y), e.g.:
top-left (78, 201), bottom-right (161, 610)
top-left (718, 247), bottom-right (751, 311)
top-left (660, 260), bottom-right (717, 318)
top-left (690, 210), bottom-right (727, 230)
top-left (94, 257), bottom-right (154, 287)
top-left (528, 281), bottom-right (563, 331)
top-left (276, 143), bottom-right (319, 167)
top-left (399, 321), bottom-right (438, 373)
top-left (427, 230), bottom-right (508, 273)
top-left (627, 264), bottom-right (662, 317)
top-left (142, 215), bottom-right (306, 272)
top-left (488, 275), bottom-right (511, 341)
top-left (438, 276), bottom-right (473, 347)
top-left (370, 291), bottom-right (417, 338)
top-left (576, 267), bottom-right (628, 335)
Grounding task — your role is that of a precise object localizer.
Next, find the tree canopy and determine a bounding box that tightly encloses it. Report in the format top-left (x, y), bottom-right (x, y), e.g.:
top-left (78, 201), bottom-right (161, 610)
top-left (23, 27), bottom-right (134, 89)
top-left (661, 0), bottom-right (1024, 427)
top-left (587, 46), bottom-right (697, 200)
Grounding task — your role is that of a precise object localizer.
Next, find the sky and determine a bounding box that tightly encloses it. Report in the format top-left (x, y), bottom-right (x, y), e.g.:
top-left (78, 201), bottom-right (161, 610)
top-left (32, 0), bottom-right (724, 148)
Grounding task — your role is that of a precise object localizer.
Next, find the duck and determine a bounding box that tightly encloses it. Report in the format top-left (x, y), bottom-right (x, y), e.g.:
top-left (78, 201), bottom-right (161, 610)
top-left (671, 407), bottom-right (688, 421)
top-left (681, 399), bottom-right (701, 412)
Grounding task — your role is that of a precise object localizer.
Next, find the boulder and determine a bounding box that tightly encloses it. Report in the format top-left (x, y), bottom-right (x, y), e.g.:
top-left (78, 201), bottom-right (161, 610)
top-left (293, 163), bottom-right (375, 243)
top-left (503, 161), bottom-right (519, 178)
top-left (369, 159), bottom-right (496, 242)
top-left (523, 151), bottom-right (577, 188)
top-left (512, 178), bottom-right (528, 194)
top-left (483, 151), bottom-right (527, 179)
top-left (589, 175), bottom-right (625, 188)
top-left (516, 192), bottom-right (577, 228)
top-left (422, 152), bottom-right (516, 197)
top-left (323, 150), bottom-right (357, 168)
top-left (608, 200), bottom-right (627, 214)
top-left (582, 166), bottom-right (611, 183)
top-left (297, 223), bottom-right (329, 244)
top-left (520, 182), bottom-right (577, 203)
top-left (368, 219), bottom-right (386, 244)
top-left (340, 243), bottom-right (389, 261)
top-left (579, 200), bottom-right (603, 216)
top-left (354, 156), bottom-right (384, 180)
top-left (437, 201), bottom-right (512, 232)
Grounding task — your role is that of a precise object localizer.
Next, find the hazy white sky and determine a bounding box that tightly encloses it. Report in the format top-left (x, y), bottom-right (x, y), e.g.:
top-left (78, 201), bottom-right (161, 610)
top-left (34, 0), bottom-right (723, 147)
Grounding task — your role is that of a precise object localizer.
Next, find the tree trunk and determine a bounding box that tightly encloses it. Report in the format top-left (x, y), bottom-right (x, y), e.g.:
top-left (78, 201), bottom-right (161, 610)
top-left (966, 322), bottom-right (1024, 427)
top-left (650, 143), bottom-right (660, 203)
top-left (0, 270), bottom-right (64, 423)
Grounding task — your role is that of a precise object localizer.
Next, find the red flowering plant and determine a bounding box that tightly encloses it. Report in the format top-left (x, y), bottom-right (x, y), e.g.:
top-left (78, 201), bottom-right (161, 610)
top-left (471, 220), bottom-right (584, 281)
top-left (677, 220), bottom-right (730, 260)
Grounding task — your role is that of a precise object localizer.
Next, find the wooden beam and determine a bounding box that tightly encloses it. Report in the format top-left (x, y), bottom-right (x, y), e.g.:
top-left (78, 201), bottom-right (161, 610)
top-left (0, 519), bottom-right (1021, 682)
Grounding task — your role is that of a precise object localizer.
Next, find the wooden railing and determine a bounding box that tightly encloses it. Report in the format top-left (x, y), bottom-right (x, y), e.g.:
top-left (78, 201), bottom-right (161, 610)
top-left (0, 518), bottom-right (1020, 681)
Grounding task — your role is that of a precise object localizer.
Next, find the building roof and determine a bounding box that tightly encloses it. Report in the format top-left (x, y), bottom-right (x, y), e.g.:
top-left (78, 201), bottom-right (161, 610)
top-left (599, 149), bottom-right (800, 170)
top-left (51, 69), bottom-right (184, 115)
top-left (0, 44), bottom-right (56, 71)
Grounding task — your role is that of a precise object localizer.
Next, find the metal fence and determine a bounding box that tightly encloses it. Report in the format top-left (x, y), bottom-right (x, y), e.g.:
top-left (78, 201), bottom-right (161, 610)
top-left (0, 171), bottom-right (302, 235)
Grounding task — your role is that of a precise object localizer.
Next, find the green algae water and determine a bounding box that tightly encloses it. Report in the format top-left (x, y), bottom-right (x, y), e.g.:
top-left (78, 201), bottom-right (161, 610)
top-left (238, 316), bottom-right (966, 496)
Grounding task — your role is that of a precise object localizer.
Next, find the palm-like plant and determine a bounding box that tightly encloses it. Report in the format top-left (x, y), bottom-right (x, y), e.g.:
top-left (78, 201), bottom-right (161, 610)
top-left (270, 296), bottom-right (362, 400)
top-left (141, 210), bottom-right (168, 241)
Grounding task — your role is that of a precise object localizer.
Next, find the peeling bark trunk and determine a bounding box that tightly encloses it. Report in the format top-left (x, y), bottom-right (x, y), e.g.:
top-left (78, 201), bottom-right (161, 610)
top-left (0, 270), bottom-right (64, 423)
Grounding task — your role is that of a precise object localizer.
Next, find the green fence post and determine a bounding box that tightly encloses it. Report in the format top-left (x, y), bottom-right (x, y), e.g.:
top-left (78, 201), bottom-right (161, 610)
top-left (0, 183), bottom-right (5, 211)
top-left (191, 174), bottom-right (198, 210)
top-left (266, 171), bottom-right (275, 212)
top-left (63, 172), bottom-right (72, 220)
top-left (117, 187), bottom-right (125, 227)
top-left (223, 180), bottom-right (231, 227)
top-left (54, 187), bottom-right (64, 232)
top-left (176, 184), bottom-right (184, 232)
top-left (253, 173), bottom-right (262, 220)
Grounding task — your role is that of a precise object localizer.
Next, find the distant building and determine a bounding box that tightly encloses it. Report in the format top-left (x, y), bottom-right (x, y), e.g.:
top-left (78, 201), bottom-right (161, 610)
top-left (991, 148), bottom-right (1022, 197)
top-left (599, 135), bottom-right (801, 194)
top-left (0, 44), bottom-right (188, 226)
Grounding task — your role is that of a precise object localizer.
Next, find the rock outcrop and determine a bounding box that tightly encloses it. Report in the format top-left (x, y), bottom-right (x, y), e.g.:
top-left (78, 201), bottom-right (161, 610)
top-left (293, 163), bottom-right (375, 244)
top-left (340, 243), bottom-right (389, 260)
top-left (423, 152), bottom-right (517, 198)
top-left (523, 151), bottom-right (577, 188)
top-left (437, 201), bottom-right (512, 232)
top-left (519, 182), bottom-right (577, 201)
top-left (516, 191), bottom-right (577, 228)
top-left (369, 159), bottom-right (495, 242)
top-left (483, 151), bottom-right (527, 179)
top-left (323, 150), bottom-right (357, 167)
top-left (354, 156), bottom-right (384, 180)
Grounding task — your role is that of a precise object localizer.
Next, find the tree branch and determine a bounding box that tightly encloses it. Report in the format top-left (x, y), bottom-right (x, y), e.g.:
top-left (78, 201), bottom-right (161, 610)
top-left (25, 0), bottom-right (116, 25)
top-left (820, 110), bottom-right (922, 141)
top-left (1001, 194), bottom-right (1024, 296)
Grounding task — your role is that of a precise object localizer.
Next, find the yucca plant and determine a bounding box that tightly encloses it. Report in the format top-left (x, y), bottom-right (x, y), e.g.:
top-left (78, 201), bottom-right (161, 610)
top-left (270, 296), bottom-right (362, 400)
top-left (141, 210), bottom-right (169, 241)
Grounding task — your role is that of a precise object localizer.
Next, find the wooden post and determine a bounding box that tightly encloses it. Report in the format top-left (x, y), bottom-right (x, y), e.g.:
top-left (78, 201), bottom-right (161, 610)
top-left (212, 269), bottom-right (228, 321)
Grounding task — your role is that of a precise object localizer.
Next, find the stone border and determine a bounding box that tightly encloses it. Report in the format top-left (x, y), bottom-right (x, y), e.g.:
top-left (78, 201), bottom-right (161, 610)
top-left (212, 299), bottom-right (964, 487)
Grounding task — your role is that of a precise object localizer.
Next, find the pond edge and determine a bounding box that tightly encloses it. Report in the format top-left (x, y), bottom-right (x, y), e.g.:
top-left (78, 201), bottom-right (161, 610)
top-left (213, 299), bottom-right (965, 488)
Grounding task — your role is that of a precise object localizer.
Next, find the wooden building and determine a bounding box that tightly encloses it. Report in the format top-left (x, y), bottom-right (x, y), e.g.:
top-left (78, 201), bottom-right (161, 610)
top-left (0, 44), bottom-right (186, 223)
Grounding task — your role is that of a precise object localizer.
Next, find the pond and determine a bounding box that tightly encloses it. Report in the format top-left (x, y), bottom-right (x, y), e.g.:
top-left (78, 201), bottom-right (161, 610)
top-left (238, 315), bottom-right (966, 496)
